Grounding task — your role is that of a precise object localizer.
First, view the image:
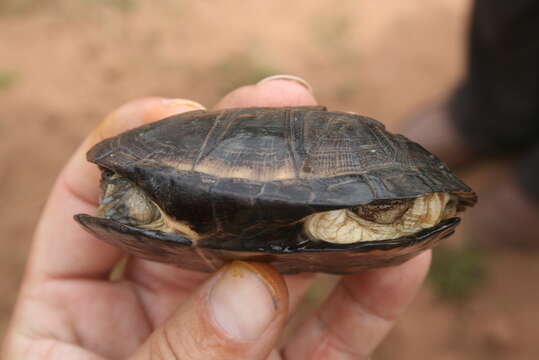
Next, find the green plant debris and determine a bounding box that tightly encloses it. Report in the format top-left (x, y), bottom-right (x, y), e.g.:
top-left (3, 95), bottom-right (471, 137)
top-left (428, 244), bottom-right (486, 301)
top-left (0, 71), bottom-right (19, 91)
top-left (305, 275), bottom-right (338, 304)
top-left (109, 257), bottom-right (128, 281)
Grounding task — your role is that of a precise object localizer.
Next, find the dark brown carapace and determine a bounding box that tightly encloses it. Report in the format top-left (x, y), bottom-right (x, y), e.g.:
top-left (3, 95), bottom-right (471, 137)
top-left (75, 106), bottom-right (476, 274)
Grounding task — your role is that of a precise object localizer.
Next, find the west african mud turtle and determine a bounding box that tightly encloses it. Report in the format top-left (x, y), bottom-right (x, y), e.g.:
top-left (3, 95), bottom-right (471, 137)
top-left (75, 106), bottom-right (477, 274)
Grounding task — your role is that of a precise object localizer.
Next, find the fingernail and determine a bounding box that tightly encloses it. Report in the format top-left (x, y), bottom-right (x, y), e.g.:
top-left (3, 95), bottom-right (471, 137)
top-left (210, 261), bottom-right (278, 341)
top-left (145, 98), bottom-right (206, 123)
top-left (160, 98), bottom-right (206, 111)
top-left (257, 74), bottom-right (313, 94)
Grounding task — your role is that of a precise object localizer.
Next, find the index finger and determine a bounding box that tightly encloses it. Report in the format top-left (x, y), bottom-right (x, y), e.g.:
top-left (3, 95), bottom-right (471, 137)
top-left (27, 98), bottom-right (206, 282)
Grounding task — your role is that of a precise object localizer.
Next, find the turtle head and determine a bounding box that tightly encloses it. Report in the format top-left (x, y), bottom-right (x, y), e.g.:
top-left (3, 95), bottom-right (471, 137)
top-left (96, 168), bottom-right (161, 227)
top-left (95, 167), bottom-right (202, 241)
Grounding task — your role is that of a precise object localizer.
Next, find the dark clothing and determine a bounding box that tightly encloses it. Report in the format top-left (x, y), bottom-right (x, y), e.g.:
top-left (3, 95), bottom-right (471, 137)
top-left (448, 0), bottom-right (539, 202)
top-left (518, 147), bottom-right (539, 203)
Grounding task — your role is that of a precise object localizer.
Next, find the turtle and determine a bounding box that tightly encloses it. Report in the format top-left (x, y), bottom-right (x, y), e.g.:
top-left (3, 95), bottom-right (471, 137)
top-left (75, 106), bottom-right (477, 274)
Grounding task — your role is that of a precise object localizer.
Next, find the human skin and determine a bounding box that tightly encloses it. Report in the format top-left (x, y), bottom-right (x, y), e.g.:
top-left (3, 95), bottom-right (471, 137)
top-left (2, 76), bottom-right (431, 360)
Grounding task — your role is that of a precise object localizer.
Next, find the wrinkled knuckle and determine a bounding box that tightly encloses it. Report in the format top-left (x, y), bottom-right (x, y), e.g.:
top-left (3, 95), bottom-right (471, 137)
top-left (150, 325), bottom-right (191, 360)
top-left (313, 314), bottom-right (367, 360)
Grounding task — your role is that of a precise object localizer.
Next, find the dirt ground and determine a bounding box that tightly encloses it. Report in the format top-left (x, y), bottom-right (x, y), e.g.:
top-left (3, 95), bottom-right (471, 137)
top-left (1, 1), bottom-right (538, 358)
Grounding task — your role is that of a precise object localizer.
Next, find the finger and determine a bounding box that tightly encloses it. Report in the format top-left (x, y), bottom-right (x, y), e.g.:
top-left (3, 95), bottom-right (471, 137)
top-left (284, 273), bottom-right (317, 317)
top-left (283, 251), bottom-right (432, 360)
top-left (215, 74), bottom-right (319, 317)
top-left (127, 75), bottom-right (318, 326)
top-left (126, 267), bottom-right (313, 331)
top-left (123, 263), bottom-right (314, 329)
top-left (28, 98), bottom-right (206, 281)
top-left (131, 261), bottom-right (289, 360)
top-left (124, 258), bottom-right (212, 327)
top-left (215, 74), bottom-right (316, 109)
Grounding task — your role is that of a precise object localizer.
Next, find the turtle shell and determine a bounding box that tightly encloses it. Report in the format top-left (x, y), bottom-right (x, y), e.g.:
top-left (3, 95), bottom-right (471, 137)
top-left (75, 106), bottom-right (477, 274)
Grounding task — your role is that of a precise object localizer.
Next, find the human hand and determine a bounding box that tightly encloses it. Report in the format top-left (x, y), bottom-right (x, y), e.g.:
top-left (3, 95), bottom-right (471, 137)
top-left (2, 76), bottom-right (431, 360)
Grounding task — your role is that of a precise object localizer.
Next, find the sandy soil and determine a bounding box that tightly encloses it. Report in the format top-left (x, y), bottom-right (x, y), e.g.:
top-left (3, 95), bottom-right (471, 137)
top-left (1, 1), bottom-right (538, 358)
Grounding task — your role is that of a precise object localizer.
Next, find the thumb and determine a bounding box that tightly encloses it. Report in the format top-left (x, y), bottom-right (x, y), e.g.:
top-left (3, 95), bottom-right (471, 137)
top-left (131, 261), bottom-right (289, 360)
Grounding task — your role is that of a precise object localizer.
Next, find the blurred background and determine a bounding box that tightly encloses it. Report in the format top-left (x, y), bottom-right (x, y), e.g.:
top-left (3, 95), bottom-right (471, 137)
top-left (1, 0), bottom-right (538, 358)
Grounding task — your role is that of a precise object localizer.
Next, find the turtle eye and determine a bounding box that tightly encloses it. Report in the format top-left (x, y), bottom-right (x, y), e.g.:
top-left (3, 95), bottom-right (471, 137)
top-left (101, 168), bottom-right (116, 180)
top-left (355, 199), bottom-right (413, 224)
